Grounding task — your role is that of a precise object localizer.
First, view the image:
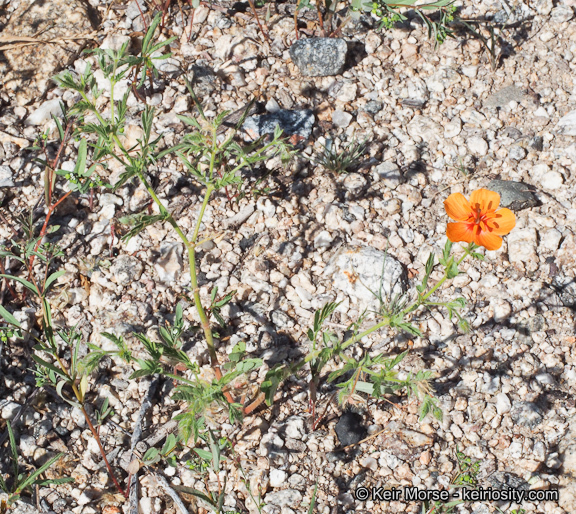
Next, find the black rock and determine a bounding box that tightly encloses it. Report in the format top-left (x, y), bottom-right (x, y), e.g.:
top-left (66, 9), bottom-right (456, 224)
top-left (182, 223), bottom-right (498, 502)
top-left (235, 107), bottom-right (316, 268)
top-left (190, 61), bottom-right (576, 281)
top-left (334, 411), bottom-right (367, 447)
top-left (243, 109), bottom-right (315, 139)
top-left (510, 401), bottom-right (543, 428)
top-left (487, 180), bottom-right (537, 210)
top-left (289, 38), bottom-right (348, 77)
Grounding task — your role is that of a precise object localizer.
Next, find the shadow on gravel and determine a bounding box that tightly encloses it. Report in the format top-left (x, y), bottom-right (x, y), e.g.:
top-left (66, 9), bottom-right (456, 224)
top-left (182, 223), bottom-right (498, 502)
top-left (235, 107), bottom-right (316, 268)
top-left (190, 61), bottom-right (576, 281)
top-left (409, 280), bottom-right (574, 475)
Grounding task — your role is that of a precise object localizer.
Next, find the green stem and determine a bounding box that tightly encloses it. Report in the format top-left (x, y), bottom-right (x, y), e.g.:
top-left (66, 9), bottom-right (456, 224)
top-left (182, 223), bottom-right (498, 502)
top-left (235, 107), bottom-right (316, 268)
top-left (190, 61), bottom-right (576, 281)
top-left (141, 177), bottom-right (220, 367)
top-left (341, 244), bottom-right (473, 351)
top-left (419, 252), bottom-right (468, 304)
top-left (80, 92), bottom-right (107, 127)
top-left (188, 185), bottom-right (218, 369)
top-left (110, 78), bottom-right (116, 124)
top-left (341, 318), bottom-right (391, 351)
top-left (138, 176), bottom-right (230, 394)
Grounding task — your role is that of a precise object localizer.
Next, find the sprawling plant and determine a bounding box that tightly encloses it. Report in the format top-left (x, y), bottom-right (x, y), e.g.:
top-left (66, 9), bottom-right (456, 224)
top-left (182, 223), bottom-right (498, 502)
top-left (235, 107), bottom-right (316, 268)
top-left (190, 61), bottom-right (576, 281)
top-left (0, 12), bottom-right (516, 509)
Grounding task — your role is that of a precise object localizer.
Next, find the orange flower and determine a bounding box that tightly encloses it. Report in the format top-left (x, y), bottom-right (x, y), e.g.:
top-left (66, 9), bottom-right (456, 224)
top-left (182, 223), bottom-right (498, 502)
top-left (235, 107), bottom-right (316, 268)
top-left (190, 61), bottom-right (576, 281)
top-left (444, 189), bottom-right (516, 251)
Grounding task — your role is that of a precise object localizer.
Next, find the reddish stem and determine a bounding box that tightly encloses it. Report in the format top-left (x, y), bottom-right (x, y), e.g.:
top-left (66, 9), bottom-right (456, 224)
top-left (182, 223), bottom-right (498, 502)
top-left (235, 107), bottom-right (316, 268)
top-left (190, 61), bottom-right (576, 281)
top-left (0, 259), bottom-right (17, 300)
top-left (46, 121), bottom-right (73, 205)
top-left (246, 0), bottom-right (270, 42)
top-left (243, 392), bottom-right (266, 415)
top-left (82, 405), bottom-right (127, 497)
top-left (27, 191), bottom-right (73, 273)
top-left (135, 0), bottom-right (149, 30)
top-left (316, 0), bottom-right (325, 37)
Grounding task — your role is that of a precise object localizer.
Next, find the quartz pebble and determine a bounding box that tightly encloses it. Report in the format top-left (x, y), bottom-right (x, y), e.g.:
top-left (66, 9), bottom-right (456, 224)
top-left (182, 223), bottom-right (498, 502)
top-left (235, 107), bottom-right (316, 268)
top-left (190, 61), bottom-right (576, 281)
top-left (332, 109), bottom-right (353, 128)
top-left (373, 162), bottom-right (403, 189)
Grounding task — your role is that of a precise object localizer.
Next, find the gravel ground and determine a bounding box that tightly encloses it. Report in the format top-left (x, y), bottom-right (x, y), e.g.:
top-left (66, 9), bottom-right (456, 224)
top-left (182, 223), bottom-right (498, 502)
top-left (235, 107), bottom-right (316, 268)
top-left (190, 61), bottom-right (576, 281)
top-left (1, 0), bottom-right (576, 513)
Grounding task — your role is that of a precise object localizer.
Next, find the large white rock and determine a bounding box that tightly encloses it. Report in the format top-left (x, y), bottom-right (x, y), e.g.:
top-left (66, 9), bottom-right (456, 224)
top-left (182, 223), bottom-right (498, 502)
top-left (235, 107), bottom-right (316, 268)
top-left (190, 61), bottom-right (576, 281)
top-left (556, 110), bottom-right (576, 135)
top-left (25, 99), bottom-right (63, 126)
top-left (507, 228), bottom-right (538, 264)
top-left (323, 246), bottom-right (407, 315)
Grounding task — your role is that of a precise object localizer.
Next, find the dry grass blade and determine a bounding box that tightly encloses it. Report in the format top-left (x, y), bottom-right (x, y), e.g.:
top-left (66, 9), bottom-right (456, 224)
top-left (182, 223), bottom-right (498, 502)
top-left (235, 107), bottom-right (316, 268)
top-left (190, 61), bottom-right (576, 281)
top-left (0, 32), bottom-right (98, 51)
top-left (215, 99), bottom-right (260, 135)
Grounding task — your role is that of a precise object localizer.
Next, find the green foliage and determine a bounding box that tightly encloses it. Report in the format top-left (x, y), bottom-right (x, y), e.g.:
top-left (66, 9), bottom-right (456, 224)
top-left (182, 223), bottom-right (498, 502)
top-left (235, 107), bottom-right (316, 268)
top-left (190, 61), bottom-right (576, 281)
top-left (173, 112), bottom-right (294, 193)
top-left (453, 446), bottom-right (480, 486)
top-left (350, 0), bottom-right (457, 48)
top-left (208, 287), bottom-right (236, 328)
top-left (0, 305), bottom-right (22, 343)
top-left (307, 301), bottom-right (340, 346)
top-left (38, 7), bottom-right (493, 484)
top-left (54, 139), bottom-right (103, 193)
top-left (0, 421), bottom-right (74, 507)
top-left (142, 432), bottom-right (181, 468)
top-left (131, 14), bottom-right (178, 88)
top-left (170, 430), bottom-right (234, 513)
top-left (313, 138), bottom-right (367, 173)
top-left (94, 397), bottom-right (114, 428)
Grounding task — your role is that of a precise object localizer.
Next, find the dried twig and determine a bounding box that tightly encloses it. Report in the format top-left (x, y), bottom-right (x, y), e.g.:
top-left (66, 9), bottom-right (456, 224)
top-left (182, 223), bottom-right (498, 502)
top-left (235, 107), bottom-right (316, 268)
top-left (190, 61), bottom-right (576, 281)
top-left (154, 473), bottom-right (190, 514)
top-left (0, 32), bottom-right (98, 51)
top-left (129, 376), bottom-right (161, 514)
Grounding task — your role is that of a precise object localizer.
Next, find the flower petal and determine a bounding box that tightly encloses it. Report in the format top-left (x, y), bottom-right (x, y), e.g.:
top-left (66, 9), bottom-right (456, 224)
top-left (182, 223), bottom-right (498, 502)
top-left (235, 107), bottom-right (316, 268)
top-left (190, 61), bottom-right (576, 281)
top-left (487, 208), bottom-right (516, 235)
top-left (447, 222), bottom-right (475, 244)
top-left (475, 230), bottom-right (503, 251)
top-left (469, 189), bottom-right (500, 213)
top-left (444, 193), bottom-right (472, 221)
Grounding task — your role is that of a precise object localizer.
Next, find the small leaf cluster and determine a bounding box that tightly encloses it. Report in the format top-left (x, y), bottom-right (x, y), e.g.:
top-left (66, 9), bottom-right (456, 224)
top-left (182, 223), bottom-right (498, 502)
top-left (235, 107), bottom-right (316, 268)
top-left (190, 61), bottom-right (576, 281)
top-left (313, 138), bottom-right (367, 174)
top-left (142, 432), bottom-right (181, 468)
top-left (54, 139), bottom-right (103, 193)
top-left (453, 447), bottom-right (480, 486)
top-left (0, 306), bottom-right (22, 343)
top-left (171, 82), bottom-right (295, 195)
top-left (129, 304), bottom-right (197, 379)
top-left (207, 287), bottom-right (236, 328)
top-left (0, 238), bottom-right (64, 299)
top-left (350, 0), bottom-right (457, 47)
top-left (176, 430), bottom-right (235, 513)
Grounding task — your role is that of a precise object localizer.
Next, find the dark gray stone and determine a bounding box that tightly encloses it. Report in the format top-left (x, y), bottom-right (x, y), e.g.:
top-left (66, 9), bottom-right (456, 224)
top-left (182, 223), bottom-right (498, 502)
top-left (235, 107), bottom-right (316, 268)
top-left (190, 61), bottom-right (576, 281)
top-left (530, 135), bottom-right (544, 151)
top-left (243, 109), bottom-right (315, 139)
top-left (189, 64), bottom-right (218, 96)
top-left (488, 472), bottom-right (530, 491)
top-left (364, 100), bottom-right (383, 114)
top-left (510, 401), bottom-right (543, 428)
top-left (335, 411), bottom-right (366, 447)
top-left (487, 180), bottom-right (537, 210)
top-left (289, 38), bottom-right (348, 77)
